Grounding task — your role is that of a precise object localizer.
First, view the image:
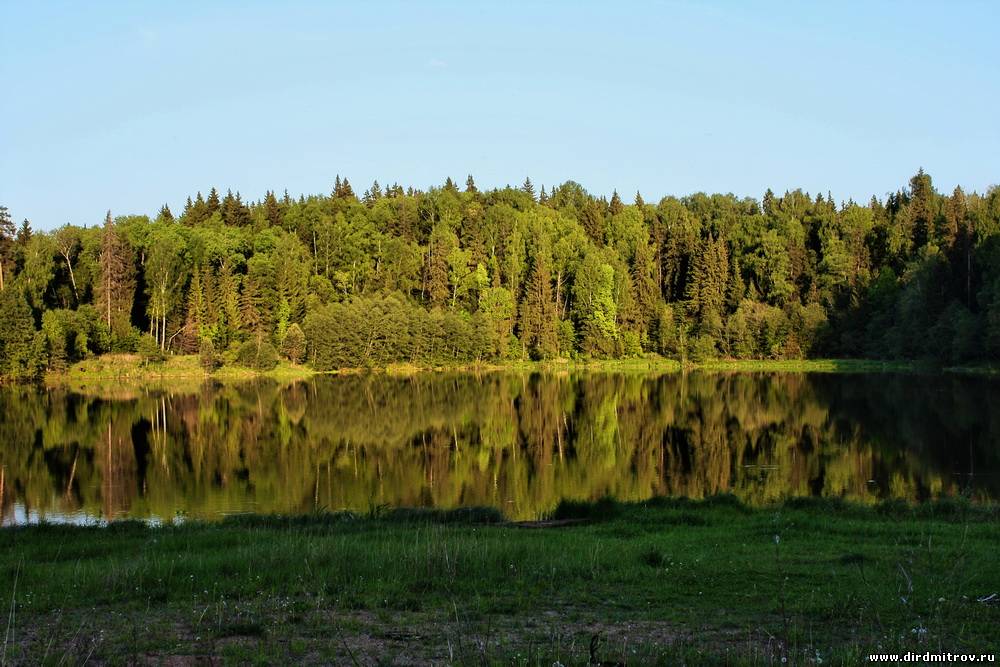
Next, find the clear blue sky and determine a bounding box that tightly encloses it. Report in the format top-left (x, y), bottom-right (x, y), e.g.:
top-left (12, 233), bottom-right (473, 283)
top-left (2, 1), bottom-right (998, 230)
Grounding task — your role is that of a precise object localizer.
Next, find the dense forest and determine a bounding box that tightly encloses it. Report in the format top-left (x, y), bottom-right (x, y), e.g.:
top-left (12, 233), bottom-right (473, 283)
top-left (1, 170), bottom-right (999, 379)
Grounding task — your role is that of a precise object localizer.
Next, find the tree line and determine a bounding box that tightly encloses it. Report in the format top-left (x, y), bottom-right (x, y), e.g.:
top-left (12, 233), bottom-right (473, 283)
top-left (1, 169), bottom-right (999, 378)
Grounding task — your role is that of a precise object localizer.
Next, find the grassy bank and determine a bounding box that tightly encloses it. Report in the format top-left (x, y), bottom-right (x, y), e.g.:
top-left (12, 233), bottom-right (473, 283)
top-left (46, 354), bottom-right (315, 393)
top-left (2, 497), bottom-right (998, 665)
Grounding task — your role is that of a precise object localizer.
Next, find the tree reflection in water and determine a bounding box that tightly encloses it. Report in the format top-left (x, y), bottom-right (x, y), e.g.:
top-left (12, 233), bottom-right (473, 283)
top-left (1, 371), bottom-right (997, 523)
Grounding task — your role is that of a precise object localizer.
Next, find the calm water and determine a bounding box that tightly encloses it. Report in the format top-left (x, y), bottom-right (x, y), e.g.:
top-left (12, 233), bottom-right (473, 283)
top-left (1, 372), bottom-right (998, 524)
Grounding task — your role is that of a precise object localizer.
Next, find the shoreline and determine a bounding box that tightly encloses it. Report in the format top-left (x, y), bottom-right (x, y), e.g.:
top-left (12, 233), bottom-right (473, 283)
top-left (3, 496), bottom-right (997, 663)
top-left (37, 354), bottom-right (1000, 389)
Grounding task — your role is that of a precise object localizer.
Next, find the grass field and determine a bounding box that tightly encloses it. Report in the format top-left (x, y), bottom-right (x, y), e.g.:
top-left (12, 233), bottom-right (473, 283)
top-left (2, 497), bottom-right (998, 665)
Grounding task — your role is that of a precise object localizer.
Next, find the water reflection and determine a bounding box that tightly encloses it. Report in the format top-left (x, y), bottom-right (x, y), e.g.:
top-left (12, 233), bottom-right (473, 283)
top-left (1, 372), bottom-right (997, 523)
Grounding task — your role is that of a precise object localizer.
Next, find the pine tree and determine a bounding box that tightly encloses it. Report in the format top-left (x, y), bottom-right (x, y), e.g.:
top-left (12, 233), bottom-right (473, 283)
top-left (444, 177), bottom-right (458, 193)
top-left (634, 191), bottom-right (645, 208)
top-left (538, 185), bottom-right (548, 205)
top-left (465, 174), bottom-right (477, 193)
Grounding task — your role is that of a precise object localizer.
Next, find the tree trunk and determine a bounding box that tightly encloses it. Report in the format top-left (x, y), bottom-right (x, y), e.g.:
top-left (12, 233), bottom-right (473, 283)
top-left (61, 252), bottom-right (78, 301)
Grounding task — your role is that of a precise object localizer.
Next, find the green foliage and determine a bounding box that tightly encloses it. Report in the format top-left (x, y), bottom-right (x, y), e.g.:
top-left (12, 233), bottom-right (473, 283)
top-left (236, 336), bottom-right (279, 371)
top-left (280, 322), bottom-right (307, 363)
top-left (0, 288), bottom-right (45, 379)
top-left (199, 336), bottom-right (220, 371)
top-left (3, 169), bottom-right (1000, 379)
top-left (137, 334), bottom-right (166, 363)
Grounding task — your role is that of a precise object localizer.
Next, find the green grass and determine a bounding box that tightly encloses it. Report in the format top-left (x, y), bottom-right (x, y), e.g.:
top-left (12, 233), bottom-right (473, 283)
top-left (44, 354), bottom-right (998, 395)
top-left (688, 358), bottom-right (928, 373)
top-left (47, 354), bottom-right (315, 394)
top-left (2, 497), bottom-right (998, 665)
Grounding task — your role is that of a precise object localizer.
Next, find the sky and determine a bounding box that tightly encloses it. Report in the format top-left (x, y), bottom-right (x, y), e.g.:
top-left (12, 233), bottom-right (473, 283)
top-left (1, 1), bottom-right (998, 230)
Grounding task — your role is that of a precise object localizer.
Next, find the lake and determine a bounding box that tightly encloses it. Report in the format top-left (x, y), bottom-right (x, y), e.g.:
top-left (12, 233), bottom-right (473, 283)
top-left (1, 371), bottom-right (998, 524)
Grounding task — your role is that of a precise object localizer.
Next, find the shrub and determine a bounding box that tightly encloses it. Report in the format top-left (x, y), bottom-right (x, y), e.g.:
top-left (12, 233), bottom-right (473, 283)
top-left (199, 337), bottom-right (220, 371)
top-left (236, 337), bottom-right (279, 371)
top-left (280, 323), bottom-right (306, 363)
top-left (137, 334), bottom-right (165, 363)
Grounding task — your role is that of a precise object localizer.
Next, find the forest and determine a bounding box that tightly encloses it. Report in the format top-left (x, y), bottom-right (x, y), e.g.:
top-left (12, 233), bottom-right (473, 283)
top-left (1, 169), bottom-right (999, 379)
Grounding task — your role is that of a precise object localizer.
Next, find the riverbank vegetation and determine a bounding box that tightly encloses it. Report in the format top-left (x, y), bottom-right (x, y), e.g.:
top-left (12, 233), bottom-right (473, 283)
top-left (2, 497), bottom-right (997, 664)
top-left (2, 169), bottom-right (1000, 380)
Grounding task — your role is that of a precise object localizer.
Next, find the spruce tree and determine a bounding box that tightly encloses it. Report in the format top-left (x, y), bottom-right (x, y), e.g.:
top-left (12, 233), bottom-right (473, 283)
top-left (0, 205), bottom-right (14, 292)
top-left (263, 190), bottom-right (283, 227)
top-left (97, 211), bottom-right (136, 337)
top-left (206, 187), bottom-right (221, 214)
top-left (518, 242), bottom-right (558, 359)
top-left (240, 274), bottom-right (263, 335)
top-left (157, 203), bottom-right (174, 223)
top-left (465, 174), bottom-right (477, 193)
top-left (581, 200), bottom-right (605, 245)
top-left (908, 168), bottom-right (934, 250)
top-left (521, 177), bottom-right (535, 200)
top-left (631, 238), bottom-right (659, 338)
top-left (609, 190), bottom-right (624, 216)
top-left (425, 223), bottom-right (455, 307)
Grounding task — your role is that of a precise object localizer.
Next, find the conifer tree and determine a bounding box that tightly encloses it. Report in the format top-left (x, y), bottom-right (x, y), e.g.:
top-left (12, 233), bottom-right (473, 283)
top-left (240, 274), bottom-right (263, 335)
top-left (909, 168), bottom-right (934, 249)
top-left (182, 265), bottom-right (206, 352)
top-left (97, 211), bottom-right (136, 337)
top-left (206, 187), bottom-right (221, 214)
top-left (609, 190), bottom-right (624, 216)
top-left (465, 174), bottom-right (477, 193)
top-left (426, 223), bottom-right (456, 307)
top-left (939, 186), bottom-right (964, 251)
top-left (631, 237), bottom-right (659, 338)
top-left (581, 200), bottom-right (605, 245)
top-left (217, 263), bottom-right (241, 342)
top-left (0, 205), bottom-right (14, 292)
top-left (263, 190), bottom-right (283, 226)
top-left (518, 241), bottom-right (558, 359)
top-left (521, 177), bottom-right (535, 200)
top-left (157, 204), bottom-right (174, 223)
